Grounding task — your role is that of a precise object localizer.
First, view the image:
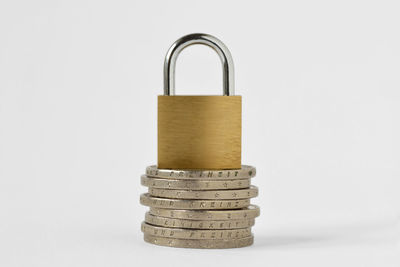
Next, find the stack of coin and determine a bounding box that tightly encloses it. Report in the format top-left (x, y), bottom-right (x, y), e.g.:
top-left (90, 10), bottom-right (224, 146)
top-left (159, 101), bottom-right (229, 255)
top-left (140, 165), bottom-right (259, 249)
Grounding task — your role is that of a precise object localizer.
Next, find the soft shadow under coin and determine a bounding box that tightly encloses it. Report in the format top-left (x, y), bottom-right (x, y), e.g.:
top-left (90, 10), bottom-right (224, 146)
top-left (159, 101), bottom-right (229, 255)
top-left (254, 219), bottom-right (399, 249)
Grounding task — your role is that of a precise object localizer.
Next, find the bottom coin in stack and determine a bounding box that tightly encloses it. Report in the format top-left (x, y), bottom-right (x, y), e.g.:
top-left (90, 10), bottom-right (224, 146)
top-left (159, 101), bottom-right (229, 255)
top-left (141, 222), bottom-right (251, 239)
top-left (144, 234), bottom-right (254, 249)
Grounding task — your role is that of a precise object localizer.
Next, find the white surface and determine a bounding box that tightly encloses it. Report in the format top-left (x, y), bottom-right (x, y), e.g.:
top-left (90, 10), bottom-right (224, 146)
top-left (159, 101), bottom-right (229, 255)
top-left (0, 0), bottom-right (399, 266)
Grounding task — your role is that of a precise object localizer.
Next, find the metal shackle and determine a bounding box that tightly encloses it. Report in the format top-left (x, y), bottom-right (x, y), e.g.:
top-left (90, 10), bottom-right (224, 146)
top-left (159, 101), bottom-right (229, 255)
top-left (163, 33), bottom-right (235, 96)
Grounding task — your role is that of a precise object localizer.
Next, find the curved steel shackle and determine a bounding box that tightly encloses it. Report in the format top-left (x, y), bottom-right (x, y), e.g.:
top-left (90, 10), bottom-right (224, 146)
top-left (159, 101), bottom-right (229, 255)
top-left (163, 33), bottom-right (235, 96)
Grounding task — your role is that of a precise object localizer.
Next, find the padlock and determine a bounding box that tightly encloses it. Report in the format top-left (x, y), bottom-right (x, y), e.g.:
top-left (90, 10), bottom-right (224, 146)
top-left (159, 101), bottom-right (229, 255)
top-left (158, 33), bottom-right (241, 170)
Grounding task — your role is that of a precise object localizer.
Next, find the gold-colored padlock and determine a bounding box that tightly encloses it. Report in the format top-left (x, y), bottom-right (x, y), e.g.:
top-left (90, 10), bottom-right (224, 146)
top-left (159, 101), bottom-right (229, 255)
top-left (158, 34), bottom-right (241, 170)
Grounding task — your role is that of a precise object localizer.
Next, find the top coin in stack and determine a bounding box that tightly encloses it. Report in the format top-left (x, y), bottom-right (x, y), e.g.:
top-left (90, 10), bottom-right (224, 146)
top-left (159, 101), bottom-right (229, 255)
top-left (145, 165), bottom-right (256, 180)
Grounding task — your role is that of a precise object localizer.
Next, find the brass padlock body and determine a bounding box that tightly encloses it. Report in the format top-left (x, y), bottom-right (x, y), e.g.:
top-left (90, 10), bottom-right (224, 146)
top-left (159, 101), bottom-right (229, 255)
top-left (158, 95), bottom-right (241, 170)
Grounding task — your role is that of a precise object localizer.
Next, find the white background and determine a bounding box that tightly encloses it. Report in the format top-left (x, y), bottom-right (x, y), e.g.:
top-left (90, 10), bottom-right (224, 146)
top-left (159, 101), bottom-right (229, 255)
top-left (0, 0), bottom-right (399, 266)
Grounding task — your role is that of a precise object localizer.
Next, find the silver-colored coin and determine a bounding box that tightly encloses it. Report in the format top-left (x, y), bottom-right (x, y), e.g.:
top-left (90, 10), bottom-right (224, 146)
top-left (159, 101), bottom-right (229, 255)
top-left (141, 175), bottom-right (251, 190)
top-left (144, 234), bottom-right (254, 249)
top-left (145, 212), bottom-right (255, 229)
top-left (141, 222), bottom-right (251, 239)
top-left (149, 205), bottom-right (260, 220)
top-left (145, 165), bottom-right (256, 180)
top-left (140, 193), bottom-right (250, 210)
top-left (148, 185), bottom-right (258, 200)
